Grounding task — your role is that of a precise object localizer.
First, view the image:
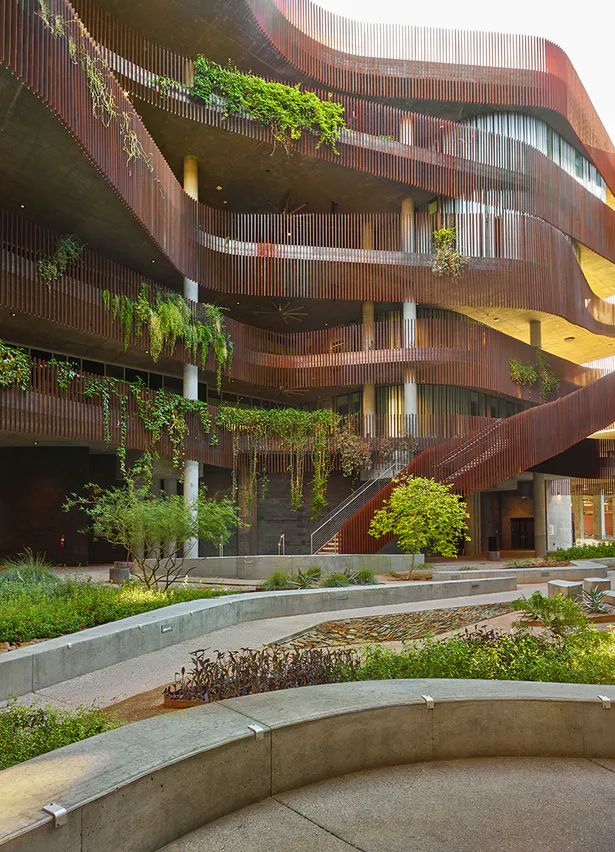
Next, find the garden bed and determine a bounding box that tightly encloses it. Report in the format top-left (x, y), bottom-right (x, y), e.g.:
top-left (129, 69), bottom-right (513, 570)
top-left (0, 572), bottom-right (236, 645)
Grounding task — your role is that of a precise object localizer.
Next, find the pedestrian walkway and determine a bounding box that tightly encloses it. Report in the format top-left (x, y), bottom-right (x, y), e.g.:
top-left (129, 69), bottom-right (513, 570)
top-left (16, 583), bottom-right (545, 711)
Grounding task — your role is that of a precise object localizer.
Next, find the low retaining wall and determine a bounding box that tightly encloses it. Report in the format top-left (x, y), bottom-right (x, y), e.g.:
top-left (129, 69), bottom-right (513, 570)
top-left (142, 553), bottom-right (425, 580)
top-left (0, 577), bottom-right (512, 702)
top-left (1, 679), bottom-right (614, 852)
top-left (432, 563), bottom-right (607, 584)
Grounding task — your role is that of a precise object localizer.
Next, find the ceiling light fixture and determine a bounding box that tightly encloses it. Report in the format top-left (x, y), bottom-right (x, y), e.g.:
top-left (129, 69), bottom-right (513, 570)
top-left (564, 336), bottom-right (575, 341)
top-left (216, 185), bottom-right (223, 191)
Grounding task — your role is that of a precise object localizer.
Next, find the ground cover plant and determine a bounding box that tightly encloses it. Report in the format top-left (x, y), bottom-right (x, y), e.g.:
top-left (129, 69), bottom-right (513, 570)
top-left (164, 646), bottom-right (360, 703)
top-left (0, 701), bottom-right (117, 769)
top-left (550, 542), bottom-right (615, 560)
top-left (0, 563), bottom-right (235, 645)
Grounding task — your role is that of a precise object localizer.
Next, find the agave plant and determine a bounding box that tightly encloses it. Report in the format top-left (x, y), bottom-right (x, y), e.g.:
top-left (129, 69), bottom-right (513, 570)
top-left (582, 587), bottom-right (609, 614)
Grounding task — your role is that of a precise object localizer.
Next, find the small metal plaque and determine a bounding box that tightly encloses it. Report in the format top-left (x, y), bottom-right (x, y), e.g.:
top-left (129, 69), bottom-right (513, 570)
top-left (161, 625), bottom-right (173, 634)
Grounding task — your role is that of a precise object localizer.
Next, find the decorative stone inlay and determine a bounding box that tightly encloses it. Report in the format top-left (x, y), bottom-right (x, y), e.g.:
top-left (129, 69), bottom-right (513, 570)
top-left (277, 603), bottom-right (513, 648)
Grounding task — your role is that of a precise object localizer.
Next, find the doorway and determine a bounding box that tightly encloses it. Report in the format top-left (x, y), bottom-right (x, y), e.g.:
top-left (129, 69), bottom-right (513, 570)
top-left (510, 517), bottom-right (535, 550)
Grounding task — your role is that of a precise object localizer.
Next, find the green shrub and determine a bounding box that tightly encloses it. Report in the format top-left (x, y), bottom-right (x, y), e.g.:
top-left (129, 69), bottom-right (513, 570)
top-left (349, 628), bottom-right (615, 685)
top-left (294, 566), bottom-right (321, 588)
top-left (549, 542), bottom-right (615, 560)
top-left (321, 572), bottom-right (351, 588)
top-left (262, 571), bottom-right (295, 591)
top-left (0, 701), bottom-right (117, 769)
top-left (512, 591), bottom-right (589, 637)
top-left (353, 567), bottom-right (376, 585)
top-left (507, 558), bottom-right (561, 568)
top-left (0, 577), bottom-right (235, 644)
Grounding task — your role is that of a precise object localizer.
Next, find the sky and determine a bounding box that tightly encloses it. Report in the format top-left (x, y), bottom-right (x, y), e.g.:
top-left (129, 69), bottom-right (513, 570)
top-left (319, 0), bottom-right (615, 144)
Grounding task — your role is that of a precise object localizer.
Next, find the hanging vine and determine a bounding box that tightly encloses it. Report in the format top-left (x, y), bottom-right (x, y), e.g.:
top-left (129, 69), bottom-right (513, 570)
top-left (508, 351), bottom-right (560, 401)
top-left (51, 360), bottom-right (211, 478)
top-left (191, 56), bottom-right (346, 154)
top-left (37, 234), bottom-right (85, 286)
top-left (36, 1), bottom-right (152, 171)
top-left (431, 227), bottom-right (469, 279)
top-left (216, 406), bottom-right (340, 518)
top-left (0, 341), bottom-right (32, 390)
top-left (102, 285), bottom-right (232, 388)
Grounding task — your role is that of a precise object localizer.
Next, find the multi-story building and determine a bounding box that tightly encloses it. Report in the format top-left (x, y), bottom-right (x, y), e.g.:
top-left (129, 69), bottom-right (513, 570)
top-left (1, 0), bottom-right (615, 563)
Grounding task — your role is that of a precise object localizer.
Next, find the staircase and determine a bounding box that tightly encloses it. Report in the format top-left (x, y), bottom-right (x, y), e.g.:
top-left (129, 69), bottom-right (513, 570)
top-left (334, 371), bottom-right (615, 553)
top-left (310, 461), bottom-right (405, 554)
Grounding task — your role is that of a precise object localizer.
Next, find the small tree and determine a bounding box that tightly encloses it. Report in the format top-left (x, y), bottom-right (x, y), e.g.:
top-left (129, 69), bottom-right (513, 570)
top-left (65, 482), bottom-right (240, 589)
top-left (368, 476), bottom-right (469, 577)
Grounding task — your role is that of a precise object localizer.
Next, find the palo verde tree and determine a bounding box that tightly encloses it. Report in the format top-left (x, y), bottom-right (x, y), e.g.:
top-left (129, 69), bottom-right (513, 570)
top-left (368, 475), bottom-right (469, 577)
top-left (65, 476), bottom-right (240, 590)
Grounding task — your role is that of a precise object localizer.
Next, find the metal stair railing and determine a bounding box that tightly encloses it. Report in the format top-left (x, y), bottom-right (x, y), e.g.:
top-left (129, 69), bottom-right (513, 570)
top-left (310, 459), bottom-right (405, 553)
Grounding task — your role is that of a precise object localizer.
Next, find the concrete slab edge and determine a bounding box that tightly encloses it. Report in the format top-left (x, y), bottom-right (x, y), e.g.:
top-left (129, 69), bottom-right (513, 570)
top-left (1, 679), bottom-right (614, 851)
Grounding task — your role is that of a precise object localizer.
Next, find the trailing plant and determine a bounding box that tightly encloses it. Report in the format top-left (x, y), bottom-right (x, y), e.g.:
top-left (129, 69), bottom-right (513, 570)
top-left (508, 358), bottom-right (538, 387)
top-left (0, 341), bottom-right (31, 390)
top-left (535, 349), bottom-right (560, 401)
top-left (217, 405), bottom-right (339, 518)
top-left (164, 646), bottom-right (360, 704)
top-left (51, 359), bottom-right (212, 477)
top-left (102, 284), bottom-right (232, 389)
top-left (191, 56), bottom-right (346, 153)
top-left (369, 475), bottom-right (469, 577)
top-left (65, 481), bottom-right (240, 590)
top-left (431, 227), bottom-right (469, 279)
top-left (36, 1), bottom-right (152, 170)
top-left (156, 75), bottom-right (182, 99)
top-left (37, 234), bottom-right (85, 286)
top-left (337, 423), bottom-right (373, 481)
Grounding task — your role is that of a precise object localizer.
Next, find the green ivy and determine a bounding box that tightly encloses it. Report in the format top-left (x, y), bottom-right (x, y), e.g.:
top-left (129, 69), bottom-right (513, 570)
top-left (0, 341), bottom-right (31, 390)
top-left (37, 234), bottom-right (85, 286)
top-left (508, 351), bottom-right (560, 401)
top-left (102, 284), bottom-right (233, 389)
top-left (217, 406), bottom-right (339, 518)
top-left (191, 56), bottom-right (346, 153)
top-left (51, 360), bottom-right (211, 481)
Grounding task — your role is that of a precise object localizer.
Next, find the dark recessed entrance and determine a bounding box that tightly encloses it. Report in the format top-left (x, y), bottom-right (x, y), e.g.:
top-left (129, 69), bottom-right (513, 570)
top-left (510, 517), bottom-right (535, 550)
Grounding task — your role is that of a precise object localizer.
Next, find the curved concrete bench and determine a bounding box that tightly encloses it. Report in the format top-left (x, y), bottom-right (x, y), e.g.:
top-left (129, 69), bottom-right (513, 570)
top-left (433, 562), bottom-right (607, 583)
top-left (1, 679), bottom-right (614, 851)
top-left (0, 577), bottom-right (514, 702)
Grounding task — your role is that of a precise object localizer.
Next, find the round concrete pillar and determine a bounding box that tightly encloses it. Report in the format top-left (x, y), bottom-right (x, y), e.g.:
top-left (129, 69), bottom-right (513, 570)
top-left (533, 473), bottom-right (547, 557)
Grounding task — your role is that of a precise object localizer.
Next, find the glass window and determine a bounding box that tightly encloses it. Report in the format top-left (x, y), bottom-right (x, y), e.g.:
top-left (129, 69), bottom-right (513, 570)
top-left (106, 364), bottom-right (124, 379)
top-left (575, 150), bottom-right (583, 178)
top-left (83, 360), bottom-right (104, 376)
top-left (126, 368), bottom-right (148, 385)
top-left (163, 376), bottom-right (182, 394)
top-left (149, 373), bottom-right (162, 390)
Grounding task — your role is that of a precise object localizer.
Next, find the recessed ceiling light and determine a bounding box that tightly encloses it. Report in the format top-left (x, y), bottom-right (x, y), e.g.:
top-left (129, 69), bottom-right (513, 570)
top-left (151, 260), bottom-right (155, 263)
top-left (34, 441), bottom-right (38, 446)
top-left (223, 200), bottom-right (228, 204)
top-left (20, 204), bottom-right (25, 209)
top-left (11, 313), bottom-right (15, 317)
top-left (564, 336), bottom-right (575, 341)
top-left (216, 185), bottom-right (223, 191)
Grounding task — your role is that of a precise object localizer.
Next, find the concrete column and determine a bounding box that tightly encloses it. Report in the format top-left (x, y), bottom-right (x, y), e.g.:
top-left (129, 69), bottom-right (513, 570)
top-left (464, 492), bottom-right (481, 557)
top-left (401, 197), bottom-right (417, 436)
top-left (529, 319), bottom-right (542, 349)
top-left (593, 493), bottom-right (606, 539)
top-left (362, 220), bottom-right (376, 439)
top-left (163, 476), bottom-right (178, 557)
top-left (533, 473), bottom-right (547, 557)
top-left (572, 494), bottom-right (585, 541)
top-left (183, 154), bottom-right (200, 558)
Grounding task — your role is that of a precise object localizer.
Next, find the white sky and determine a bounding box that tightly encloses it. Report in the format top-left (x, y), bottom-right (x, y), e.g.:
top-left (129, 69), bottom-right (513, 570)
top-left (319, 0), bottom-right (615, 144)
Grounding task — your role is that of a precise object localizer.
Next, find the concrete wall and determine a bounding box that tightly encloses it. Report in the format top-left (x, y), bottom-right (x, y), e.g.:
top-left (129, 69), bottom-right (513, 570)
top-left (2, 680), bottom-right (614, 852)
top-left (257, 472), bottom-right (353, 555)
top-left (0, 577), bottom-right (513, 702)
top-left (158, 553), bottom-right (425, 580)
top-left (433, 563), bottom-right (607, 583)
top-left (547, 492), bottom-right (573, 551)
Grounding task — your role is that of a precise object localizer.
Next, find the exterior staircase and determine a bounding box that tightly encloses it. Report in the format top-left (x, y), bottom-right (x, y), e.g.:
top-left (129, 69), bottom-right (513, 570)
top-left (333, 371), bottom-right (615, 553)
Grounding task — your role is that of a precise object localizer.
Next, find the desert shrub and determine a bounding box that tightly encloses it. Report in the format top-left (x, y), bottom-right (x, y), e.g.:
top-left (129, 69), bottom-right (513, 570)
top-left (0, 577), bottom-right (235, 644)
top-left (293, 566), bottom-right (321, 588)
top-left (262, 571), bottom-right (295, 591)
top-left (0, 549), bottom-right (58, 587)
top-left (353, 567), bottom-right (376, 585)
top-left (165, 646), bottom-right (360, 703)
top-left (512, 591), bottom-right (589, 637)
top-left (321, 572), bottom-right (351, 587)
top-left (0, 701), bottom-right (117, 769)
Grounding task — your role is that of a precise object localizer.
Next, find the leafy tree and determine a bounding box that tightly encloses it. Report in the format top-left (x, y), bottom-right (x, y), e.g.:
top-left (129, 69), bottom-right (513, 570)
top-left (368, 476), bottom-right (469, 577)
top-left (65, 482), bottom-right (240, 589)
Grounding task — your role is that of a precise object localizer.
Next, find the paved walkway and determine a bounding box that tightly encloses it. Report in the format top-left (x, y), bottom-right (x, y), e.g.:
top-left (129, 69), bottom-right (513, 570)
top-left (160, 757), bottom-right (615, 851)
top-left (17, 583), bottom-right (545, 711)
